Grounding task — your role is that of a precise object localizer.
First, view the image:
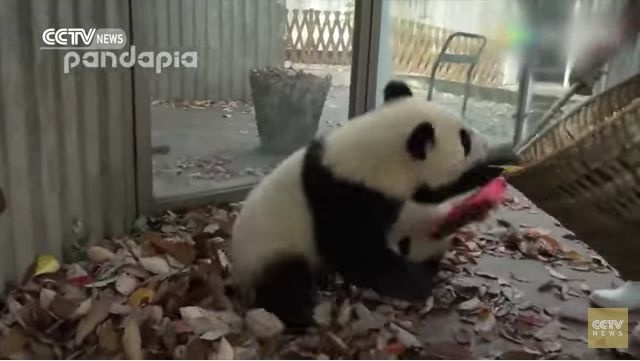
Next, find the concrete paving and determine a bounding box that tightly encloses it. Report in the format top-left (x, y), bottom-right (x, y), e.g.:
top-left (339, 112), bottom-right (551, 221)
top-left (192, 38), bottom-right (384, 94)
top-left (151, 87), bottom-right (349, 199)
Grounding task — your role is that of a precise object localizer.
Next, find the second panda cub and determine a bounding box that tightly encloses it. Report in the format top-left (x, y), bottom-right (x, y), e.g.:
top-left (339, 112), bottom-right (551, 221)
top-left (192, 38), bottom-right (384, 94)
top-left (231, 80), bottom-right (516, 329)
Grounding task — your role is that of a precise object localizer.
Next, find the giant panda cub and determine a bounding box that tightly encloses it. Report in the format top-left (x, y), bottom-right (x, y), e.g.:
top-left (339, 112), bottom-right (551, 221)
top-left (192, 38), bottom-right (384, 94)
top-left (231, 80), bottom-right (515, 329)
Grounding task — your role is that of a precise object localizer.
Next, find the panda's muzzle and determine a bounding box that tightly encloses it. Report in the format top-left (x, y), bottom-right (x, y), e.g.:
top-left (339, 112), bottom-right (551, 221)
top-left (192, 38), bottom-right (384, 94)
top-left (412, 143), bottom-right (520, 204)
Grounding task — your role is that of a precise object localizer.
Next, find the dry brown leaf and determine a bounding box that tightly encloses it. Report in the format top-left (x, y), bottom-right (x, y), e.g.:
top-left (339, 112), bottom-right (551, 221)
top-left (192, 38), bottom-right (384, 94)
top-left (120, 265), bottom-right (151, 279)
top-left (499, 325), bottom-right (524, 344)
top-left (50, 295), bottom-right (79, 319)
top-left (313, 301), bottom-right (333, 327)
top-left (71, 298), bottom-right (92, 319)
top-left (29, 340), bottom-right (54, 359)
top-left (115, 273), bottom-right (138, 296)
top-left (542, 340), bottom-right (562, 353)
top-left (354, 303), bottom-right (372, 319)
top-left (564, 250), bottom-right (583, 262)
top-left (109, 303), bottom-right (132, 316)
top-left (166, 255), bottom-right (186, 269)
top-left (534, 320), bottom-right (561, 341)
top-left (180, 307), bottom-right (242, 335)
top-left (498, 349), bottom-right (540, 359)
top-left (522, 344), bottom-right (543, 356)
top-left (123, 320), bottom-right (144, 360)
top-left (245, 308), bottom-right (284, 339)
top-left (420, 296), bottom-right (435, 314)
top-left (185, 338), bottom-right (208, 359)
top-left (0, 325), bottom-right (28, 358)
top-left (152, 238), bottom-right (196, 265)
top-left (39, 288), bottom-right (57, 310)
top-left (580, 283), bottom-right (591, 293)
top-left (545, 266), bottom-right (568, 280)
top-left (213, 337), bottom-right (234, 360)
top-left (474, 308), bottom-right (497, 340)
top-left (217, 250), bottom-right (230, 271)
top-left (162, 321), bottom-right (178, 351)
top-left (529, 231), bottom-right (562, 256)
top-left (139, 256), bottom-right (171, 275)
top-left (337, 300), bottom-right (352, 326)
top-left (75, 297), bottom-right (113, 344)
top-left (200, 330), bottom-right (227, 341)
top-left (457, 297), bottom-right (483, 313)
top-left (390, 323), bottom-right (421, 348)
top-left (87, 246), bottom-right (116, 264)
top-left (66, 263), bottom-right (90, 279)
top-left (98, 320), bottom-right (121, 354)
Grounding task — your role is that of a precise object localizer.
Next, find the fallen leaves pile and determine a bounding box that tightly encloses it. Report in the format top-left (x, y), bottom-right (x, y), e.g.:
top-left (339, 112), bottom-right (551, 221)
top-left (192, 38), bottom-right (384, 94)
top-left (0, 195), bottom-right (628, 359)
top-left (151, 99), bottom-right (253, 115)
top-left (153, 156), bottom-right (275, 182)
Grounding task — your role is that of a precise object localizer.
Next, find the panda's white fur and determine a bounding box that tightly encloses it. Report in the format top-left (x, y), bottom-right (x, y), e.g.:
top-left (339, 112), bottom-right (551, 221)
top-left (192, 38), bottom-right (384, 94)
top-left (231, 149), bottom-right (317, 285)
top-left (230, 80), bottom-right (510, 329)
top-left (387, 197), bottom-right (463, 262)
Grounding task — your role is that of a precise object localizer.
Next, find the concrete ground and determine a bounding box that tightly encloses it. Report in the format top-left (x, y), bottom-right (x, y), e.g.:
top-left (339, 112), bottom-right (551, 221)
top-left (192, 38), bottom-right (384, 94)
top-left (413, 187), bottom-right (636, 359)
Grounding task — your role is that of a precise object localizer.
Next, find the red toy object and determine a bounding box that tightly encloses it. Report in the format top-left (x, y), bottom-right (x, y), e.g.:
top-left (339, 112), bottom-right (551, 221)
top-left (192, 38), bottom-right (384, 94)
top-left (431, 177), bottom-right (507, 238)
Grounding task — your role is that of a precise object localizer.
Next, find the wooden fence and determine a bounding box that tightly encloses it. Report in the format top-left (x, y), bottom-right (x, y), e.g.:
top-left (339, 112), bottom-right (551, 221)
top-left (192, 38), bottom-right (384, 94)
top-left (391, 19), bottom-right (506, 87)
top-left (286, 9), bottom-right (353, 65)
top-left (140, 5), bottom-right (509, 101)
top-left (285, 9), bottom-right (507, 87)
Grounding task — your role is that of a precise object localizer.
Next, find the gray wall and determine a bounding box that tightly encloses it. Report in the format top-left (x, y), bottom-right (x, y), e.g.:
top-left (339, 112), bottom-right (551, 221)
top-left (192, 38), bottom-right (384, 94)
top-left (135, 0), bottom-right (287, 102)
top-left (0, 0), bottom-right (137, 284)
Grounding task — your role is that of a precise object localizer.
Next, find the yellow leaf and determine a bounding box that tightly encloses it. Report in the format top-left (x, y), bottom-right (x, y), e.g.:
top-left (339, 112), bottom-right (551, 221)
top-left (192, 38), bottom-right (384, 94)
top-left (33, 254), bottom-right (60, 277)
top-left (128, 288), bottom-right (155, 308)
top-left (490, 165), bottom-right (524, 174)
top-left (123, 320), bottom-right (144, 360)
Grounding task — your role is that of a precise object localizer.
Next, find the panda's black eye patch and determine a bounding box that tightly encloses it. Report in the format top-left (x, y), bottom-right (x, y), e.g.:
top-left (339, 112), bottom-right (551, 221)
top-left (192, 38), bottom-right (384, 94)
top-left (460, 129), bottom-right (471, 157)
top-left (407, 122), bottom-right (435, 160)
top-left (398, 237), bottom-right (411, 256)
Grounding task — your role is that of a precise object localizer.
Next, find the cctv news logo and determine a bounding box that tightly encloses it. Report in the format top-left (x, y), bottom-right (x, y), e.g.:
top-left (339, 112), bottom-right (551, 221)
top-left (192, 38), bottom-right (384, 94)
top-left (41, 28), bottom-right (126, 49)
top-left (588, 308), bottom-right (628, 349)
top-left (41, 28), bottom-right (197, 74)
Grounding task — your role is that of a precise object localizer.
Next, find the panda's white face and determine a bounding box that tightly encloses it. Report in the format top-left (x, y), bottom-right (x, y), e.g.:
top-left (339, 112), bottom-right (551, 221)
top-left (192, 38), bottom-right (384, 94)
top-left (322, 81), bottom-right (503, 204)
top-left (376, 81), bottom-right (514, 262)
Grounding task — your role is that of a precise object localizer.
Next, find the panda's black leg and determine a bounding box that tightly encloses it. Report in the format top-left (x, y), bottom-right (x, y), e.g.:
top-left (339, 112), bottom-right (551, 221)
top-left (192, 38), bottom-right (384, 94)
top-left (254, 256), bottom-right (315, 332)
top-left (375, 251), bottom-right (437, 301)
top-left (420, 256), bottom-right (442, 283)
top-left (340, 249), bottom-right (436, 302)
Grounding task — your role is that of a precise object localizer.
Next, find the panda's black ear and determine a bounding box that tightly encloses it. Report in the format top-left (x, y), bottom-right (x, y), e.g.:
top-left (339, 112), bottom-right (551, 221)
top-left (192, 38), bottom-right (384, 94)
top-left (384, 80), bottom-right (413, 102)
top-left (407, 122), bottom-right (435, 160)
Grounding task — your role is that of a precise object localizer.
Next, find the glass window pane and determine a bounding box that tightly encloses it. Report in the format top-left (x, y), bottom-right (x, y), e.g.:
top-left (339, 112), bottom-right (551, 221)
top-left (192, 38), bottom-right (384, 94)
top-left (132, 0), bottom-right (354, 201)
top-left (376, 0), bottom-right (529, 146)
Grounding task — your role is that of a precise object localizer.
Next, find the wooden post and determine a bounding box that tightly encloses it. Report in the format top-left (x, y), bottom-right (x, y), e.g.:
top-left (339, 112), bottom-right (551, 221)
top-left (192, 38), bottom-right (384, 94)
top-left (249, 67), bottom-right (331, 154)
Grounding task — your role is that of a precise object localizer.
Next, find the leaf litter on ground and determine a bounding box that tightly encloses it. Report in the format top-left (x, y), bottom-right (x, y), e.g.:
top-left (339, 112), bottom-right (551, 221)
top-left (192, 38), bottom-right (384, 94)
top-left (0, 203), bottom-right (609, 359)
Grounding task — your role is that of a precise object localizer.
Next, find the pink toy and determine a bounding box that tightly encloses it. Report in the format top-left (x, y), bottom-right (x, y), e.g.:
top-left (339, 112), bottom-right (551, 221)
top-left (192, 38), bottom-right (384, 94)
top-left (430, 176), bottom-right (507, 238)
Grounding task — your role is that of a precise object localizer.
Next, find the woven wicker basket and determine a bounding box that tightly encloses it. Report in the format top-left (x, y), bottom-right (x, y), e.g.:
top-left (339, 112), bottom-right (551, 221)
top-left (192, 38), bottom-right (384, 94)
top-left (509, 73), bottom-right (640, 278)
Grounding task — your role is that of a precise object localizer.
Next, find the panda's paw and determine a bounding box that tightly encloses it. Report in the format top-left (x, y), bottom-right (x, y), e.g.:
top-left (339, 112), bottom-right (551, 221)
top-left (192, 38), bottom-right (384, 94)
top-left (374, 264), bottom-right (435, 302)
